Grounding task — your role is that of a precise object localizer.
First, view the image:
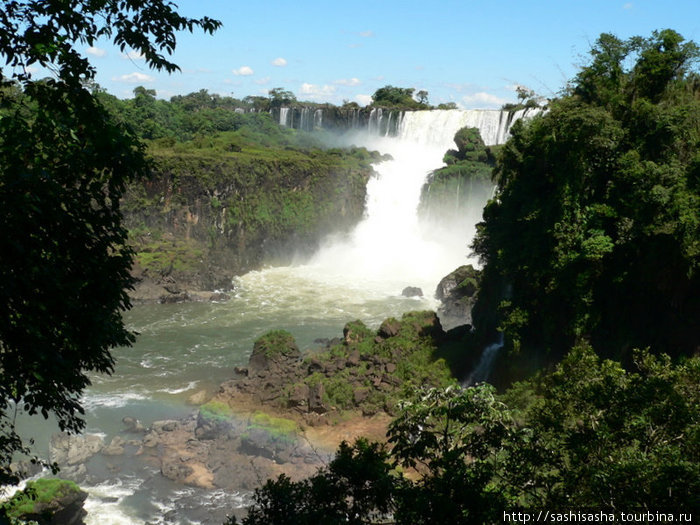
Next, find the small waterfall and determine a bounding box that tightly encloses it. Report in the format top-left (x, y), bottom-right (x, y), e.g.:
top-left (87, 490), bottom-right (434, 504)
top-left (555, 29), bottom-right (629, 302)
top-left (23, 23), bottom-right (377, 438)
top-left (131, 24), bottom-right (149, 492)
top-left (279, 107), bottom-right (290, 127)
top-left (300, 108), bottom-right (310, 131)
top-left (465, 334), bottom-right (504, 385)
top-left (314, 109), bottom-right (323, 129)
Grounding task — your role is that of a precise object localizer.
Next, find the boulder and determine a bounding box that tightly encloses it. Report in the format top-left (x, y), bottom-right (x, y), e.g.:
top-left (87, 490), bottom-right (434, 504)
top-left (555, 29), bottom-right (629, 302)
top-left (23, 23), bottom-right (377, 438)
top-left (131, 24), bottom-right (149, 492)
top-left (122, 416), bottom-right (145, 433)
top-left (6, 479), bottom-right (88, 525)
top-left (401, 286), bottom-right (423, 297)
top-left (49, 433), bottom-right (104, 467)
top-left (101, 436), bottom-right (126, 456)
top-left (435, 265), bottom-right (480, 329)
top-left (378, 318), bottom-right (401, 339)
top-left (308, 383), bottom-right (328, 414)
top-left (248, 330), bottom-right (301, 376)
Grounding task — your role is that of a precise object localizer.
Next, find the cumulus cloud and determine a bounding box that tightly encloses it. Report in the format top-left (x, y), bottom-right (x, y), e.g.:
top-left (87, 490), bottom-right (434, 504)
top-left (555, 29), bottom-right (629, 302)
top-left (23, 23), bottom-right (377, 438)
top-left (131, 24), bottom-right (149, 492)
top-left (272, 57), bottom-right (287, 67)
top-left (233, 66), bottom-right (254, 76)
top-left (300, 83), bottom-right (337, 99)
top-left (355, 94), bottom-right (373, 106)
top-left (334, 78), bottom-right (361, 86)
top-left (86, 46), bottom-right (107, 57)
top-left (114, 72), bottom-right (154, 83)
top-left (461, 91), bottom-right (508, 109)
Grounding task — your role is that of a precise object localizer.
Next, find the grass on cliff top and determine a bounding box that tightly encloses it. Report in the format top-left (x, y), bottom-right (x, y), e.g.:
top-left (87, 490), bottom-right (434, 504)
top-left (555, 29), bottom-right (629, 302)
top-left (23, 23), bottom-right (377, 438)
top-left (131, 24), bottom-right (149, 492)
top-left (2, 478), bottom-right (81, 520)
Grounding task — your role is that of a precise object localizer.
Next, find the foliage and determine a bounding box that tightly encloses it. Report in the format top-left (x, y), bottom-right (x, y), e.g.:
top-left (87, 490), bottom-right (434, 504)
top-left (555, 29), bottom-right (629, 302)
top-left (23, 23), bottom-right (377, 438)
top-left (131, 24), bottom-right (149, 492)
top-left (254, 330), bottom-right (299, 359)
top-left (289, 312), bottom-right (457, 416)
top-left (232, 348), bottom-right (700, 523)
top-left (1, 478), bottom-right (82, 521)
top-left (0, 0), bottom-right (219, 486)
top-left (472, 30), bottom-right (700, 368)
top-left (371, 85), bottom-right (429, 109)
top-left (199, 401), bottom-right (234, 423)
top-left (419, 127), bottom-right (496, 223)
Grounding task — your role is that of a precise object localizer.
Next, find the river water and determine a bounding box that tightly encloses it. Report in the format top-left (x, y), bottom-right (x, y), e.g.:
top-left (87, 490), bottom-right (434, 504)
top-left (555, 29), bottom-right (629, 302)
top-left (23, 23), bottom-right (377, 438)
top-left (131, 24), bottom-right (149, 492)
top-left (11, 109), bottom-right (532, 523)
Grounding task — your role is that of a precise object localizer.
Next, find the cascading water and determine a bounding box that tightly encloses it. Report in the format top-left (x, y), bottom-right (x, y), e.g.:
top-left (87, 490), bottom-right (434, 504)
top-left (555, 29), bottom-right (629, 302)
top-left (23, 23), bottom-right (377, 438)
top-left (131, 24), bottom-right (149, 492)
top-left (279, 107), bottom-right (289, 127)
top-left (243, 109), bottom-right (532, 303)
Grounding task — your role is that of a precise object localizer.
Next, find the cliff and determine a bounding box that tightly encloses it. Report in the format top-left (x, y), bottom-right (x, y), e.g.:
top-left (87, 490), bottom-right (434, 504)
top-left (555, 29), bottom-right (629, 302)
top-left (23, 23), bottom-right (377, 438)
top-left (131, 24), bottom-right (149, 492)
top-left (123, 146), bottom-right (378, 302)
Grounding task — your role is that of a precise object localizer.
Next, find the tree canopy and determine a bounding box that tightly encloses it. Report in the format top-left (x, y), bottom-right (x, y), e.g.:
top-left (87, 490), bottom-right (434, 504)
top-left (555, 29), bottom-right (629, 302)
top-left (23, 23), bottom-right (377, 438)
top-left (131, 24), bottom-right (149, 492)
top-left (0, 0), bottom-right (219, 484)
top-left (371, 85), bottom-right (430, 109)
top-left (472, 29), bottom-right (700, 370)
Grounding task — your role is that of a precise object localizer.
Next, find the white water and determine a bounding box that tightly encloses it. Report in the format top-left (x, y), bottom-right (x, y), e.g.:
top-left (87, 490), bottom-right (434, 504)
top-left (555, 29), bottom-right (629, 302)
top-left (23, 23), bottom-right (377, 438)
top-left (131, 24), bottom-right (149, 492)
top-left (276, 109), bottom-right (531, 299)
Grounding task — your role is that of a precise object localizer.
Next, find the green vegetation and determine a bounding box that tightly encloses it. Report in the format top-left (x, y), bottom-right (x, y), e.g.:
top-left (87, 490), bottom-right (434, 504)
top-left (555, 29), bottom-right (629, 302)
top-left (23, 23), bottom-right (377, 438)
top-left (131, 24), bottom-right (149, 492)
top-left (371, 85), bottom-right (431, 109)
top-left (121, 117), bottom-right (378, 280)
top-left (2, 478), bottom-right (83, 522)
top-left (254, 331), bottom-right (299, 360)
top-left (199, 401), bottom-right (235, 423)
top-left (230, 348), bottom-right (700, 524)
top-left (248, 412), bottom-right (299, 441)
top-left (0, 0), bottom-right (219, 487)
top-left (419, 127), bottom-right (498, 222)
top-left (472, 29), bottom-right (700, 375)
top-left (288, 312), bottom-right (457, 415)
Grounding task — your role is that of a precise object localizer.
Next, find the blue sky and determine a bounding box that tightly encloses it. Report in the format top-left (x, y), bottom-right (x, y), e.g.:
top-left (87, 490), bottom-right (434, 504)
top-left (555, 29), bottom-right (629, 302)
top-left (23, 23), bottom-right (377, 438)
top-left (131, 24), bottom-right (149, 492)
top-left (75, 1), bottom-right (700, 108)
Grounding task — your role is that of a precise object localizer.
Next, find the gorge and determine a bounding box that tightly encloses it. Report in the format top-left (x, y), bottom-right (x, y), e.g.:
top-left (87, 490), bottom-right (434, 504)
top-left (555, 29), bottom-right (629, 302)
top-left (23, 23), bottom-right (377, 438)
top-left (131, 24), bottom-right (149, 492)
top-left (13, 107), bottom-right (538, 524)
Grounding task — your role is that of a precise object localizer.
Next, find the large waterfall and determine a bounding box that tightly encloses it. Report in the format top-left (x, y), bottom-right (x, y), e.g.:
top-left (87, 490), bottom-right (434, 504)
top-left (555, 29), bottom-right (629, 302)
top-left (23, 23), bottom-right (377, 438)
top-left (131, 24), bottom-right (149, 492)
top-left (302, 109), bottom-right (535, 288)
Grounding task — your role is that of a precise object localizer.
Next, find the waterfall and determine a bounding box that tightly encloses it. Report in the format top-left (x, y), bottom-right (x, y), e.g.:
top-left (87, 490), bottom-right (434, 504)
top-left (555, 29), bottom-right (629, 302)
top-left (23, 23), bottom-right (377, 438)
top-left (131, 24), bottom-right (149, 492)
top-left (397, 108), bottom-right (541, 146)
top-left (301, 108), bottom-right (535, 295)
top-left (279, 107), bottom-right (290, 127)
top-left (465, 334), bottom-right (504, 385)
top-left (314, 109), bottom-right (323, 129)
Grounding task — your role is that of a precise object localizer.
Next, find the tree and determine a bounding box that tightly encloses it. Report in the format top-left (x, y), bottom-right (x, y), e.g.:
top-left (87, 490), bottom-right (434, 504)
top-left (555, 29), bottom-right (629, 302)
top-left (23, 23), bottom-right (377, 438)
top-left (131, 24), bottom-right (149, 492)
top-left (0, 0), bottom-right (220, 485)
top-left (472, 30), bottom-right (700, 369)
top-left (415, 89), bottom-right (429, 105)
top-left (371, 85), bottom-right (419, 108)
top-left (268, 87), bottom-right (296, 107)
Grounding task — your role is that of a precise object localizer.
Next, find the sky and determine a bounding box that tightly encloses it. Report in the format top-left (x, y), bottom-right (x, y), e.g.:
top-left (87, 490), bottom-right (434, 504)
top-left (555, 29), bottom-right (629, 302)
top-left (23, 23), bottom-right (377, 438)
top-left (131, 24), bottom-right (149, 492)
top-left (52, 1), bottom-right (700, 108)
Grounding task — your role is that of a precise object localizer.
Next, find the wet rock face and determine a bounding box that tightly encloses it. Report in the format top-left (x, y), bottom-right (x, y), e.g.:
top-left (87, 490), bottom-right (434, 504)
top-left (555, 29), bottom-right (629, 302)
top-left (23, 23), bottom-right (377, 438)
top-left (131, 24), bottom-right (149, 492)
top-left (49, 434), bottom-right (103, 466)
top-left (435, 264), bottom-right (480, 330)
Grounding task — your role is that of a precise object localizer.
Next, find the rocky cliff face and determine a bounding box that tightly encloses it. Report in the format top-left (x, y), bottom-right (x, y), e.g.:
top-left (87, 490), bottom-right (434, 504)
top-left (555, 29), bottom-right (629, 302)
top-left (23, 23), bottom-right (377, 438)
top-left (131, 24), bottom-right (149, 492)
top-left (122, 148), bottom-right (376, 301)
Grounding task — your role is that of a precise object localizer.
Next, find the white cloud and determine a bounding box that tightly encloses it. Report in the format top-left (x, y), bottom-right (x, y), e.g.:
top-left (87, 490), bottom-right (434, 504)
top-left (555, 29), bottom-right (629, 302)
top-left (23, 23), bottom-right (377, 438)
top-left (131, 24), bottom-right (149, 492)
top-left (113, 72), bottom-right (154, 83)
top-left (300, 83), bottom-right (337, 100)
top-left (255, 76), bottom-right (271, 85)
top-left (86, 46), bottom-right (107, 57)
top-left (272, 57), bottom-right (287, 67)
top-left (623, 2), bottom-right (633, 9)
top-left (334, 77), bottom-right (361, 86)
top-left (355, 94), bottom-right (373, 106)
top-left (359, 30), bottom-right (374, 38)
top-left (233, 66), bottom-right (254, 76)
top-left (122, 50), bottom-right (144, 60)
top-left (461, 92), bottom-right (508, 109)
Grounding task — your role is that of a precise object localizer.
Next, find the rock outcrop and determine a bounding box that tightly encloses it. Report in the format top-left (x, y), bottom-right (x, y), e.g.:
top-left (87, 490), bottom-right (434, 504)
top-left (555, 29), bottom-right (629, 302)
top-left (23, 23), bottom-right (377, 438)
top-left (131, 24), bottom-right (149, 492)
top-left (435, 265), bottom-right (480, 330)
